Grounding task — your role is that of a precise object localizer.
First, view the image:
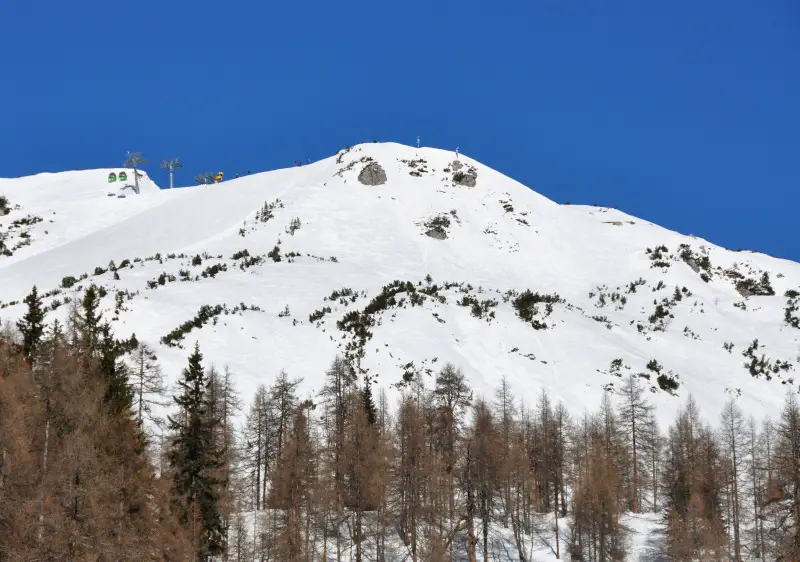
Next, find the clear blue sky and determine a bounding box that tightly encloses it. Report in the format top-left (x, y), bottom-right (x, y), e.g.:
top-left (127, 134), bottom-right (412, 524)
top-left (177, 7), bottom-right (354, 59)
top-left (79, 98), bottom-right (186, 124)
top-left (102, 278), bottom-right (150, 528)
top-left (1, 1), bottom-right (798, 260)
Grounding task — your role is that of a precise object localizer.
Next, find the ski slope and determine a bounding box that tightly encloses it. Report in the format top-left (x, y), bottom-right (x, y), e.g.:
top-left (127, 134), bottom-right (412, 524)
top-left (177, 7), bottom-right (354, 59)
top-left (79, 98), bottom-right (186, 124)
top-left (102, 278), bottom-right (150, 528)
top-left (1, 142), bottom-right (799, 430)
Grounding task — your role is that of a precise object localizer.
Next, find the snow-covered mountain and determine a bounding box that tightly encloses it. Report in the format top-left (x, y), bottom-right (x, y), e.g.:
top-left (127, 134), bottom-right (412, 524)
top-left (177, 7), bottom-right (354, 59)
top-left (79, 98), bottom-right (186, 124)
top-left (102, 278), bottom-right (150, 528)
top-left (1, 142), bottom-right (799, 426)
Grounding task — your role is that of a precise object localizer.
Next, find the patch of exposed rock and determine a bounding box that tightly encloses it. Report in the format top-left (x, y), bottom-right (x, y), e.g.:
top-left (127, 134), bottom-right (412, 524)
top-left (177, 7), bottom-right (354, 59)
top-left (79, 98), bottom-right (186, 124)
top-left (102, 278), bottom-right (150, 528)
top-left (453, 166), bottom-right (477, 187)
top-left (358, 162), bottom-right (387, 186)
top-left (684, 257), bottom-right (700, 274)
top-left (425, 227), bottom-right (448, 240)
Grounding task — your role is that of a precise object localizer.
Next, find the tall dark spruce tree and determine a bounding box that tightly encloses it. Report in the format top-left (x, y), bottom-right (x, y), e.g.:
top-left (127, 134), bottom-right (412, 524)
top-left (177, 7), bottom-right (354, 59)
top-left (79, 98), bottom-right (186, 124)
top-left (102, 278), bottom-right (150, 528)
top-left (97, 322), bottom-right (135, 415)
top-left (167, 342), bottom-right (225, 560)
top-left (16, 285), bottom-right (46, 364)
top-left (77, 284), bottom-right (102, 353)
top-left (72, 284), bottom-right (135, 414)
top-left (362, 374), bottom-right (377, 425)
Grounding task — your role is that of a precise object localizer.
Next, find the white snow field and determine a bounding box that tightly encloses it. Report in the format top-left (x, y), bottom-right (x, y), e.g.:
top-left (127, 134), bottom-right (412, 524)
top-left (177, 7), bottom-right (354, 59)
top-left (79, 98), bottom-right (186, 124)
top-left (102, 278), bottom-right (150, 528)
top-left (1, 142), bottom-right (799, 429)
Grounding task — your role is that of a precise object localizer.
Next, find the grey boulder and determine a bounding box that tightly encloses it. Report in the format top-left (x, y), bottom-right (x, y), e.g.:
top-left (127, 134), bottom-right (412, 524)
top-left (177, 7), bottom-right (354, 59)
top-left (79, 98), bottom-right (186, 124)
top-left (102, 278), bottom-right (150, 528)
top-left (358, 162), bottom-right (387, 186)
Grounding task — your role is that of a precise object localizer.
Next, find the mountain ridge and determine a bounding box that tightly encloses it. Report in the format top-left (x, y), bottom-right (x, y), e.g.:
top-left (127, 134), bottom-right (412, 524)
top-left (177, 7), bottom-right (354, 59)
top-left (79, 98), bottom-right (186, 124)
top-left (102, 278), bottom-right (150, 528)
top-left (1, 141), bottom-right (799, 427)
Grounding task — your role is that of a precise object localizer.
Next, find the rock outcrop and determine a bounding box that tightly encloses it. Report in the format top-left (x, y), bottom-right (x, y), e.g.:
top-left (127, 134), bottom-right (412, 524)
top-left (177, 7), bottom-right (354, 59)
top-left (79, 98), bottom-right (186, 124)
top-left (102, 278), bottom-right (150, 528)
top-left (358, 162), bottom-right (387, 186)
top-left (453, 169), bottom-right (477, 187)
top-left (425, 227), bottom-right (448, 240)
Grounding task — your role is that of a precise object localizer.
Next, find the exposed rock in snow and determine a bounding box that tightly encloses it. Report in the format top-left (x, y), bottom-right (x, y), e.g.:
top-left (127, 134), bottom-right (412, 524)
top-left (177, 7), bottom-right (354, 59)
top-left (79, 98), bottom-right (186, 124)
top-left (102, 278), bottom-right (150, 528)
top-left (452, 163), bottom-right (477, 187)
top-left (685, 257), bottom-right (701, 273)
top-left (357, 161), bottom-right (387, 186)
top-left (453, 171), bottom-right (476, 187)
top-left (425, 227), bottom-right (447, 240)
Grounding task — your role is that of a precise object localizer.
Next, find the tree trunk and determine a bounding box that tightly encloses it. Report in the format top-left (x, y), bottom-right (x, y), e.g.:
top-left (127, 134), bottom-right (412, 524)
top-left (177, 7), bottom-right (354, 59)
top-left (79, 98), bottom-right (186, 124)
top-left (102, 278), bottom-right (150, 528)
top-left (632, 412), bottom-right (639, 513)
top-left (555, 488), bottom-right (560, 559)
top-left (483, 513), bottom-right (489, 562)
top-left (138, 369), bottom-right (144, 427)
top-left (598, 520), bottom-right (606, 562)
top-left (731, 431), bottom-right (742, 561)
top-left (254, 426), bottom-right (261, 510)
top-left (651, 441), bottom-right (658, 512)
top-left (750, 442), bottom-right (761, 559)
top-left (37, 411), bottom-right (50, 543)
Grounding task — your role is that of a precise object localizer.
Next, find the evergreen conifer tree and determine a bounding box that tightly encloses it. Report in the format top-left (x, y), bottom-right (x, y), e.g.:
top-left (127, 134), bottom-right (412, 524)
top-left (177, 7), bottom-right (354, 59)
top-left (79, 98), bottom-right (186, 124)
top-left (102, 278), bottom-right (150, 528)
top-left (167, 342), bottom-right (225, 559)
top-left (16, 285), bottom-right (46, 364)
top-left (97, 322), bottom-right (133, 414)
top-left (82, 285), bottom-right (102, 333)
top-left (73, 284), bottom-right (102, 353)
top-left (363, 374), bottom-right (377, 425)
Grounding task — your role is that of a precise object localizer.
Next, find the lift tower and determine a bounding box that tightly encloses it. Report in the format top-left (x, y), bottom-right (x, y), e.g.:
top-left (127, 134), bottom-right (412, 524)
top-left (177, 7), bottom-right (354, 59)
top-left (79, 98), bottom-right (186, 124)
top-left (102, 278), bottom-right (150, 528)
top-left (161, 157), bottom-right (184, 189)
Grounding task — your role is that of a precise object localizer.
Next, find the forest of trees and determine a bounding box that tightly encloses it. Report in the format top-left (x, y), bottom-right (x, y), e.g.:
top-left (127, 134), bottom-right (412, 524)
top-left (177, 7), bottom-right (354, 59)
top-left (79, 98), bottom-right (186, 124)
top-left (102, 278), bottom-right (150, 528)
top-left (3, 284), bottom-right (800, 560)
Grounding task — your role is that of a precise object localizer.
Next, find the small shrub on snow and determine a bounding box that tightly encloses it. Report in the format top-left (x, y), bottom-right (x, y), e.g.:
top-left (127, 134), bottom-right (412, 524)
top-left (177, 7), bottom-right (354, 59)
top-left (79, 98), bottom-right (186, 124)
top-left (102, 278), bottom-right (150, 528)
top-left (309, 306), bottom-right (332, 323)
top-left (268, 246), bottom-right (281, 263)
top-left (231, 249), bottom-right (250, 260)
top-left (627, 278), bottom-right (646, 294)
top-left (336, 310), bottom-right (374, 342)
top-left (255, 199), bottom-right (283, 223)
top-left (326, 287), bottom-right (358, 305)
top-left (285, 217), bottom-right (301, 236)
top-left (736, 272), bottom-right (775, 297)
top-left (657, 373), bottom-right (680, 393)
top-left (201, 264), bottom-right (227, 278)
top-left (161, 304), bottom-right (226, 347)
top-left (742, 338), bottom-right (794, 379)
top-left (646, 245), bottom-right (671, 269)
top-left (458, 294), bottom-right (498, 320)
top-left (364, 281), bottom-right (416, 315)
top-left (510, 290), bottom-right (562, 330)
top-left (426, 215), bottom-right (451, 231)
top-left (784, 291), bottom-right (800, 329)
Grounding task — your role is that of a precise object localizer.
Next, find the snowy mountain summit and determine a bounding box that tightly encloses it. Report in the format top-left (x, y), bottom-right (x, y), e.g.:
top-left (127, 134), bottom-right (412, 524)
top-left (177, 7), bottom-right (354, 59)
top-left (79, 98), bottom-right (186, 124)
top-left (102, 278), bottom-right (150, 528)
top-left (1, 142), bottom-right (799, 424)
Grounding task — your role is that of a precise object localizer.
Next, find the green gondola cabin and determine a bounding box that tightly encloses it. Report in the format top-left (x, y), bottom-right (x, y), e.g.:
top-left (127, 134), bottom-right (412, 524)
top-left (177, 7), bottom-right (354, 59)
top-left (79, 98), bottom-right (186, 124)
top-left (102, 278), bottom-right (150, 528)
top-left (118, 171), bottom-right (128, 182)
top-left (108, 172), bottom-right (117, 183)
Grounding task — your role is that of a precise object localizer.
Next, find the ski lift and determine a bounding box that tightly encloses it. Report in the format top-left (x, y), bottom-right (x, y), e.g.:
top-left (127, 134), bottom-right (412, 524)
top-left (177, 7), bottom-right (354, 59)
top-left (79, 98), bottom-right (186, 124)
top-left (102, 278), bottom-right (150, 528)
top-left (118, 171), bottom-right (128, 182)
top-left (108, 172), bottom-right (117, 183)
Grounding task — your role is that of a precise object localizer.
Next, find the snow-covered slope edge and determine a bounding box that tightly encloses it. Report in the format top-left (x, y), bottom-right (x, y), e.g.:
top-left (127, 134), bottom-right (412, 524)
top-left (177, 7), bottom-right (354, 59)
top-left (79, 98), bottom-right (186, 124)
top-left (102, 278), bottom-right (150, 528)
top-left (1, 142), bottom-right (799, 427)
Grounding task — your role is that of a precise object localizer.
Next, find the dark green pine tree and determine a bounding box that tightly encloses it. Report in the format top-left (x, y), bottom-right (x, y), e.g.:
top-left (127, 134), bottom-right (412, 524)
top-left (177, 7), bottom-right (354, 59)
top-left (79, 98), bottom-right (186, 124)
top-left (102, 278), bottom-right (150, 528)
top-left (362, 374), bottom-right (377, 425)
top-left (76, 284), bottom-right (102, 353)
top-left (16, 285), bottom-right (46, 364)
top-left (167, 342), bottom-right (225, 559)
top-left (97, 322), bottom-right (133, 415)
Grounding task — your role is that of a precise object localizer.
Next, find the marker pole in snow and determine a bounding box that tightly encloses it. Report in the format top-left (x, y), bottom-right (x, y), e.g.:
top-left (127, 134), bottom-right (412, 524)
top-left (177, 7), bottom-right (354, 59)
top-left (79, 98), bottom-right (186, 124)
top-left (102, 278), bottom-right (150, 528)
top-left (417, 136), bottom-right (420, 148)
top-left (161, 158), bottom-right (183, 189)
